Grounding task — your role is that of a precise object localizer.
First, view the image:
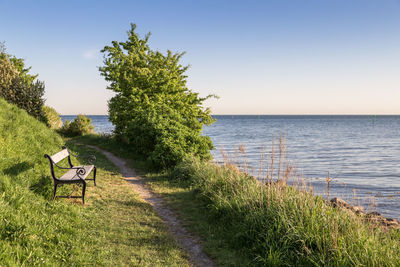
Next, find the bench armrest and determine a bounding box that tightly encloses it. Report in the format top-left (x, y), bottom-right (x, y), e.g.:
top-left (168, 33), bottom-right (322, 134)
top-left (52, 161), bottom-right (75, 170)
top-left (85, 155), bottom-right (96, 165)
top-left (71, 154), bottom-right (96, 165)
top-left (75, 167), bottom-right (87, 181)
top-left (62, 146), bottom-right (96, 165)
top-left (50, 162), bottom-right (86, 182)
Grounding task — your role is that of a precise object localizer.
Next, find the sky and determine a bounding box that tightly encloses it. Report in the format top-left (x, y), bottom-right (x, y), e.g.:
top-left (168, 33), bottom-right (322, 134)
top-left (0, 0), bottom-right (399, 115)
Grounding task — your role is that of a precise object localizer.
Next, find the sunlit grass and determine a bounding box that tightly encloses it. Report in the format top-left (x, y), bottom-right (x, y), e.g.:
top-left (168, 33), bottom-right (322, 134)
top-left (0, 99), bottom-right (189, 266)
top-left (169, 158), bottom-right (400, 266)
top-left (76, 133), bottom-right (400, 266)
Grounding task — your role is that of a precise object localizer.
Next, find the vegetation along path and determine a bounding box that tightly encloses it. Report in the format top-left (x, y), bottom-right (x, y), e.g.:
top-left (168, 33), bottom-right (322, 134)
top-left (82, 143), bottom-right (214, 267)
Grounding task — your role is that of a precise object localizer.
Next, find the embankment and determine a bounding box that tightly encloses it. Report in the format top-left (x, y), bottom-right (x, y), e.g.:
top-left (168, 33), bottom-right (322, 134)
top-left (0, 99), bottom-right (189, 265)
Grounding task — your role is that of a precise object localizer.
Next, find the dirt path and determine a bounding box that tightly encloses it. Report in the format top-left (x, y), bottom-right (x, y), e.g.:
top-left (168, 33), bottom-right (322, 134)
top-left (84, 144), bottom-right (214, 267)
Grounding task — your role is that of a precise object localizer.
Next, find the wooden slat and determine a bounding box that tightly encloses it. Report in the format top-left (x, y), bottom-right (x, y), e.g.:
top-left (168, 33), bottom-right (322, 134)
top-left (59, 165), bottom-right (94, 180)
top-left (50, 149), bottom-right (69, 163)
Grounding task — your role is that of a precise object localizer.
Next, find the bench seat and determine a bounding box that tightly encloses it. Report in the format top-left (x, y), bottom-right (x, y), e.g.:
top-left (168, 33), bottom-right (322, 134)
top-left (44, 146), bottom-right (97, 204)
top-left (59, 165), bottom-right (94, 181)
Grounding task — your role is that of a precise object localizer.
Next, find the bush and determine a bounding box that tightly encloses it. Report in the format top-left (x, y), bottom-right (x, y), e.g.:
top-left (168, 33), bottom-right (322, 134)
top-left (42, 106), bottom-right (62, 129)
top-left (100, 24), bottom-right (216, 169)
top-left (60, 114), bottom-right (94, 136)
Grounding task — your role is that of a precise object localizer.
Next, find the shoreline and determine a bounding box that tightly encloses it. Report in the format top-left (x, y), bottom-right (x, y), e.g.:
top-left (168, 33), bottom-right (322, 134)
top-left (73, 133), bottom-right (400, 265)
top-left (60, 114), bottom-right (400, 219)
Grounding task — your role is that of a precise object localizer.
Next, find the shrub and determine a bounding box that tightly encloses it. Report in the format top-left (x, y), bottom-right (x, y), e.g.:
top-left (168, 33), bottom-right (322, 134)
top-left (42, 105), bottom-right (62, 129)
top-left (100, 24), bottom-right (216, 169)
top-left (60, 114), bottom-right (94, 136)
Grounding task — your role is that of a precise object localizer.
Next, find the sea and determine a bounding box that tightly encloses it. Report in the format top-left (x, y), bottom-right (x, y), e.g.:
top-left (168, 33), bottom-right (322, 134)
top-left (61, 115), bottom-right (400, 219)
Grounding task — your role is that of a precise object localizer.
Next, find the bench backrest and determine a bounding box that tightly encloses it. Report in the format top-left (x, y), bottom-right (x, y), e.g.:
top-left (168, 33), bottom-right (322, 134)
top-left (50, 148), bottom-right (70, 163)
top-left (44, 146), bottom-right (75, 181)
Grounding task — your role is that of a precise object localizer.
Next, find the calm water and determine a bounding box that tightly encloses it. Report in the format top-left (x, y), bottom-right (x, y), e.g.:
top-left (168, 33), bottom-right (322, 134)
top-left (61, 115), bottom-right (400, 218)
top-left (61, 115), bottom-right (113, 134)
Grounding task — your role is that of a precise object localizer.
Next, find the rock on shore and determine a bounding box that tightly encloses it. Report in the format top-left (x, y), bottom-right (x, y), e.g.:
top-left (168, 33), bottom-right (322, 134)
top-left (330, 197), bottom-right (400, 229)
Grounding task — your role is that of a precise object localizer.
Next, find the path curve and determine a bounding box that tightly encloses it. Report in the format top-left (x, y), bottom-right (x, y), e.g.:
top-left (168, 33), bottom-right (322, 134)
top-left (84, 144), bottom-right (214, 267)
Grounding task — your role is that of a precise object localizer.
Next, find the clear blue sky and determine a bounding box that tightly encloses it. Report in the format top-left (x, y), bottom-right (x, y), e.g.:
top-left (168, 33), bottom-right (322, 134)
top-left (1, 0), bottom-right (399, 114)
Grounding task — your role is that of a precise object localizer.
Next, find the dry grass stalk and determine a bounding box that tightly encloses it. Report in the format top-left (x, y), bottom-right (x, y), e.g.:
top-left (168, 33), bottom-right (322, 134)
top-left (326, 172), bottom-right (332, 200)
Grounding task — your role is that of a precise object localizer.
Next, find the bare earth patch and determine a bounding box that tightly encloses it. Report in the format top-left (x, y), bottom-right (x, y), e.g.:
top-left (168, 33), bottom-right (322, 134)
top-left (84, 144), bottom-right (214, 267)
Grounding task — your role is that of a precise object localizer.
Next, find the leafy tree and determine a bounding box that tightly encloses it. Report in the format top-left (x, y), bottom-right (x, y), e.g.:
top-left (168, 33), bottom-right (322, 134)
top-left (100, 24), bottom-right (216, 169)
top-left (0, 57), bottom-right (18, 93)
top-left (0, 43), bottom-right (18, 93)
top-left (0, 42), bottom-right (37, 86)
top-left (0, 42), bottom-right (45, 119)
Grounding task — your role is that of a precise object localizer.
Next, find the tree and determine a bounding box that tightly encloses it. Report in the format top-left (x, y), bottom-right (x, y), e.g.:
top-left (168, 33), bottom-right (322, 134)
top-left (0, 43), bottom-right (18, 93)
top-left (0, 42), bottom-right (38, 86)
top-left (1, 77), bottom-right (45, 119)
top-left (100, 24), bottom-right (216, 169)
top-left (0, 57), bottom-right (18, 94)
top-left (0, 42), bottom-right (45, 119)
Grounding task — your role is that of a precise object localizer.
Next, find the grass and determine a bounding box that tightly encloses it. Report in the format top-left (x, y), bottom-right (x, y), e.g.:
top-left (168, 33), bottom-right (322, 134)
top-left (64, 142), bottom-right (189, 266)
top-left (0, 98), bottom-right (189, 266)
top-left (74, 135), bottom-right (251, 266)
top-left (145, 172), bottom-right (253, 266)
top-left (75, 133), bottom-right (400, 266)
top-left (175, 159), bottom-right (400, 266)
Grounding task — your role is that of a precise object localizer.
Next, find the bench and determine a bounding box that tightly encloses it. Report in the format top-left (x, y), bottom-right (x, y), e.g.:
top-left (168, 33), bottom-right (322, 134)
top-left (44, 146), bottom-right (97, 204)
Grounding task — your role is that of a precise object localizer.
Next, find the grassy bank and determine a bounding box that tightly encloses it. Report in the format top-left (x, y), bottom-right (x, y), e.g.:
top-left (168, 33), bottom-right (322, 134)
top-left (0, 99), bottom-right (189, 266)
top-left (75, 134), bottom-right (400, 266)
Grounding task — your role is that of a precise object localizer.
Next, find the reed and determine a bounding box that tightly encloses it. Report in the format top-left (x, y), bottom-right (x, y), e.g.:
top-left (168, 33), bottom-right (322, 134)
top-left (75, 132), bottom-right (400, 266)
top-left (171, 136), bottom-right (400, 266)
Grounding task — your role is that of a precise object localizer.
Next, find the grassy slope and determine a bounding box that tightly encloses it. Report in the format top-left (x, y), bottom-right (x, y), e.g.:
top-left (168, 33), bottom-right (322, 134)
top-left (0, 98), bottom-right (189, 266)
top-left (76, 134), bottom-right (400, 266)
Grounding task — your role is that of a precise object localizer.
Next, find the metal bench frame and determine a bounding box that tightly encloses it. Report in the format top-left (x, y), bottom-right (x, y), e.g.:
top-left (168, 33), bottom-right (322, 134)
top-left (44, 146), bottom-right (96, 204)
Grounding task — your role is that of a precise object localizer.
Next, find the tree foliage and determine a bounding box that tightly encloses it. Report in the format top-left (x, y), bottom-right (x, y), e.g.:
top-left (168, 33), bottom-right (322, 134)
top-left (100, 24), bottom-right (216, 169)
top-left (0, 43), bottom-right (45, 119)
top-left (1, 77), bottom-right (45, 119)
top-left (0, 57), bottom-right (18, 92)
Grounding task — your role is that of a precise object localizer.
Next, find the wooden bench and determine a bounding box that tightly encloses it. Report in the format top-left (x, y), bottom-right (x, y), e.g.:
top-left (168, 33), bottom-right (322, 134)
top-left (44, 146), bottom-right (96, 204)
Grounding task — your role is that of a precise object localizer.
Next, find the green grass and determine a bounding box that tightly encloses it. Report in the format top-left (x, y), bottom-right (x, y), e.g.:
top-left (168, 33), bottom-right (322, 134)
top-left (64, 142), bottom-right (189, 266)
top-left (172, 159), bottom-right (400, 266)
top-left (76, 134), bottom-right (400, 266)
top-left (0, 98), bottom-right (189, 266)
top-left (145, 172), bottom-right (253, 266)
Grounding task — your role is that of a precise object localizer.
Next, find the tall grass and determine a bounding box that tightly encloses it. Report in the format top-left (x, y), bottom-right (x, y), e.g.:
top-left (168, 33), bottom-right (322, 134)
top-left (172, 135), bottom-right (400, 266)
top-left (74, 131), bottom-right (400, 265)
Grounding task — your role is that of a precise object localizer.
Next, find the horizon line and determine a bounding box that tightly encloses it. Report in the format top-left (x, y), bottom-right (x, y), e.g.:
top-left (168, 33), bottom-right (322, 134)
top-left (60, 113), bottom-right (400, 116)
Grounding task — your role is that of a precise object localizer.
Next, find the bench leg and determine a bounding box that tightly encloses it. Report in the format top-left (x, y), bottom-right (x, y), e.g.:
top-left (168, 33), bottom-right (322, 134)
top-left (82, 182), bottom-right (86, 205)
top-left (53, 184), bottom-right (58, 200)
top-left (93, 166), bottom-right (97, 186)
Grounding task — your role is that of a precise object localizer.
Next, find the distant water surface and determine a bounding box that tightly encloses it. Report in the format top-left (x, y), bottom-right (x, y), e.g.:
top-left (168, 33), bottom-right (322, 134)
top-left (61, 115), bottom-right (400, 219)
top-left (61, 115), bottom-right (113, 134)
